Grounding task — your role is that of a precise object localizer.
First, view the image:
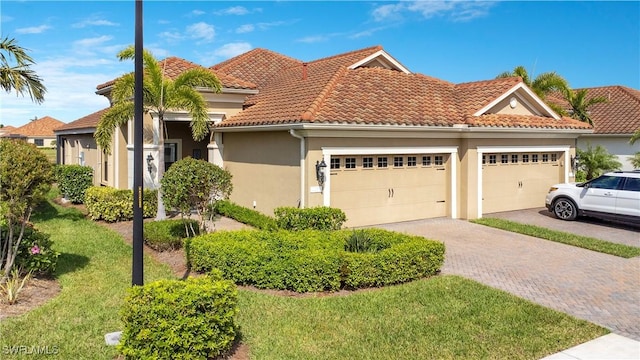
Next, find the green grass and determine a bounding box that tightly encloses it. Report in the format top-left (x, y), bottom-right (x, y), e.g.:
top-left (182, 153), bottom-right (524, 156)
top-left (38, 147), bottom-right (56, 163)
top-left (237, 276), bottom-right (607, 359)
top-left (0, 199), bottom-right (608, 359)
top-left (472, 218), bottom-right (640, 258)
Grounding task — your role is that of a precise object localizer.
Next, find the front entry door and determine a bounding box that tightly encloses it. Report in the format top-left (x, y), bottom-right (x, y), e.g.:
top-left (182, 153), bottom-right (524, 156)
top-left (164, 143), bottom-right (177, 171)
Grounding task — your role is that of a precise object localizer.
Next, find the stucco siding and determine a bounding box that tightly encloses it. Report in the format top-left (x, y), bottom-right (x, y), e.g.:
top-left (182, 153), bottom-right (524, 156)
top-left (578, 135), bottom-right (639, 171)
top-left (223, 131), bottom-right (300, 217)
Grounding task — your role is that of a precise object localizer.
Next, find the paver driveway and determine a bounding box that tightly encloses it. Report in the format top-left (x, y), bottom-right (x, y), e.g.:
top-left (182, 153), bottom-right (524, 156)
top-left (375, 218), bottom-right (640, 341)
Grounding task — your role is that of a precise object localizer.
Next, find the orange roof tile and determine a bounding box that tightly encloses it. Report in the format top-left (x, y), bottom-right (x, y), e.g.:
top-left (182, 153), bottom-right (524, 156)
top-left (210, 48), bottom-right (302, 89)
top-left (464, 114), bottom-right (592, 129)
top-left (96, 57), bottom-right (256, 91)
top-left (55, 108), bottom-right (109, 132)
top-left (13, 116), bottom-right (65, 136)
top-left (455, 77), bottom-right (522, 114)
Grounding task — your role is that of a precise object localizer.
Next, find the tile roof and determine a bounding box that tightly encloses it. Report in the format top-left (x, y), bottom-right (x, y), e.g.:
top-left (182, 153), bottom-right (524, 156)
top-left (455, 77), bottom-right (523, 114)
top-left (210, 48), bottom-right (302, 89)
top-left (96, 57), bottom-right (256, 91)
top-left (55, 108), bottom-right (109, 132)
top-left (464, 114), bottom-right (592, 129)
top-left (546, 86), bottom-right (640, 134)
top-left (13, 116), bottom-right (65, 136)
top-left (215, 46), bottom-right (589, 131)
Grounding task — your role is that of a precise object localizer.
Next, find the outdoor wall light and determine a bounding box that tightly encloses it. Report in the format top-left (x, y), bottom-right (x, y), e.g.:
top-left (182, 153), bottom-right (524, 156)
top-left (315, 159), bottom-right (327, 187)
top-left (571, 154), bottom-right (579, 171)
top-left (146, 154), bottom-right (154, 174)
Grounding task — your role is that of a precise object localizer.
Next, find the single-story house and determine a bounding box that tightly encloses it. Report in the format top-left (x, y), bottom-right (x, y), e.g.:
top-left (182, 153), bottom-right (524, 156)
top-left (574, 86), bottom-right (640, 170)
top-left (7, 116), bottom-right (64, 147)
top-left (57, 45), bottom-right (592, 227)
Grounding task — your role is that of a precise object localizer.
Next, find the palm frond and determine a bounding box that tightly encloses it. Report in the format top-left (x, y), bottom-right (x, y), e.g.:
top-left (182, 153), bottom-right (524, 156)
top-left (95, 101), bottom-right (134, 153)
top-left (169, 87), bottom-right (210, 141)
top-left (531, 72), bottom-right (569, 98)
top-left (630, 129), bottom-right (640, 145)
top-left (174, 68), bottom-right (222, 92)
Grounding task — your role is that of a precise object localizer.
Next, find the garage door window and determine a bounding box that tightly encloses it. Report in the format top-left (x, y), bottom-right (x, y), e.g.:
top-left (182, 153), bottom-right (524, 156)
top-left (394, 156), bottom-right (404, 167)
top-left (345, 157), bottom-right (356, 169)
top-left (378, 157), bottom-right (388, 168)
top-left (363, 157), bottom-right (373, 168)
top-left (542, 154), bottom-right (549, 162)
top-left (407, 156), bottom-right (417, 167)
top-left (522, 154), bottom-right (529, 163)
top-left (511, 154), bottom-right (518, 163)
top-left (423, 156), bottom-right (432, 166)
top-left (532, 154), bottom-right (539, 163)
top-left (488, 155), bottom-right (497, 164)
top-left (331, 158), bottom-right (340, 170)
top-left (435, 155), bottom-right (444, 166)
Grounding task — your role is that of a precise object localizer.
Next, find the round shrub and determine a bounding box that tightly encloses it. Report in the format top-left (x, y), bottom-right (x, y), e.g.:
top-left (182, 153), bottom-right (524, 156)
top-left (3, 224), bottom-right (60, 276)
top-left (143, 219), bottom-right (200, 251)
top-left (56, 164), bottom-right (93, 204)
top-left (119, 275), bottom-right (239, 360)
top-left (188, 229), bottom-right (444, 292)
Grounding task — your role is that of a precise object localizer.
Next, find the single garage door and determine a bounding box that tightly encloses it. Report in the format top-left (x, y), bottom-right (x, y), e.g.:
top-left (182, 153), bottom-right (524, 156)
top-left (330, 154), bottom-right (449, 226)
top-left (482, 152), bottom-right (563, 214)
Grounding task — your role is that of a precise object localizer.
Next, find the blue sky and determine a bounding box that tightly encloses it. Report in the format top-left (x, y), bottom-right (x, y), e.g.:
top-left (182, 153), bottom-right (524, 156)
top-left (1, 0), bottom-right (638, 128)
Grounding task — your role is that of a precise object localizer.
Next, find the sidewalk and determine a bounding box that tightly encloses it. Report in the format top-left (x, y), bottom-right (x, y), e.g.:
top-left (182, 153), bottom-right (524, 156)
top-left (541, 333), bottom-right (640, 359)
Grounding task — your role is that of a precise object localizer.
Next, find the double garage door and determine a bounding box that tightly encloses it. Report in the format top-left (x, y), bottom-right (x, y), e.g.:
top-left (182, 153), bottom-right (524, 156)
top-left (482, 151), bottom-right (564, 214)
top-left (329, 153), bottom-right (449, 226)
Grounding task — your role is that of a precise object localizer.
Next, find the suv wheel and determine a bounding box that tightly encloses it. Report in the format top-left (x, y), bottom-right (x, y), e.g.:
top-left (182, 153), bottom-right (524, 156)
top-left (553, 198), bottom-right (578, 221)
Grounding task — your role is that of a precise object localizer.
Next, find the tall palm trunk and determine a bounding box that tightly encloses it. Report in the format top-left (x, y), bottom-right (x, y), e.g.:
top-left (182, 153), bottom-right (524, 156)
top-left (155, 118), bottom-right (166, 220)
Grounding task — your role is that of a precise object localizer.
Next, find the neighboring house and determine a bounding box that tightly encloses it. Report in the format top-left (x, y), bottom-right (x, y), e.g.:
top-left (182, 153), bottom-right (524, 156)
top-left (58, 46), bottom-right (592, 227)
top-left (11, 116), bottom-right (65, 147)
top-left (574, 86), bottom-right (640, 170)
top-left (0, 125), bottom-right (17, 137)
top-left (55, 109), bottom-right (110, 187)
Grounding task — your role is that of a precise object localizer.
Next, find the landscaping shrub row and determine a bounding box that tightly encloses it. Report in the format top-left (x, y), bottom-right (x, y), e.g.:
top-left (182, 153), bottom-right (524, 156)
top-left (55, 164), bottom-right (93, 204)
top-left (143, 219), bottom-right (200, 251)
top-left (214, 200), bottom-right (278, 230)
top-left (119, 273), bottom-right (239, 359)
top-left (215, 201), bottom-right (348, 231)
top-left (274, 206), bottom-right (346, 231)
top-left (187, 229), bottom-right (445, 292)
top-left (85, 186), bottom-right (158, 222)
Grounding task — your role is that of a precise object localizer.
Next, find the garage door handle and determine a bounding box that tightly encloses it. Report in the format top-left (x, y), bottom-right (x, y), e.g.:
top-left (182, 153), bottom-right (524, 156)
top-left (391, 188), bottom-right (394, 197)
top-left (604, 192), bottom-right (613, 196)
top-left (388, 189), bottom-right (391, 198)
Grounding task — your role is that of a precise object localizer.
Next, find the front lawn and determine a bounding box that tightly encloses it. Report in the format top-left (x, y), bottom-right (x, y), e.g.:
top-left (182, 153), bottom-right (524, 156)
top-left (0, 199), bottom-right (608, 359)
top-left (471, 218), bottom-right (640, 258)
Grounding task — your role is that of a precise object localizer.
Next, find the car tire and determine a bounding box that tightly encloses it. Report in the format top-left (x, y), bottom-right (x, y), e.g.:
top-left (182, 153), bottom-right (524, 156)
top-left (552, 198), bottom-right (578, 221)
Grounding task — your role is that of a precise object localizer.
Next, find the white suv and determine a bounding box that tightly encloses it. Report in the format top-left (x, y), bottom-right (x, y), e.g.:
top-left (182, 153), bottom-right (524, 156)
top-left (545, 171), bottom-right (640, 222)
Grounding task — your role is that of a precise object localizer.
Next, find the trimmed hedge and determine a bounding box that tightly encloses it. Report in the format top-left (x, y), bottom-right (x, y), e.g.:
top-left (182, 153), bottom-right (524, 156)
top-left (119, 274), bottom-right (239, 359)
top-left (85, 186), bottom-right (158, 222)
top-left (274, 206), bottom-right (346, 231)
top-left (144, 219), bottom-right (200, 251)
top-left (215, 200), bottom-right (277, 230)
top-left (188, 229), bottom-right (444, 292)
top-left (56, 164), bottom-right (93, 204)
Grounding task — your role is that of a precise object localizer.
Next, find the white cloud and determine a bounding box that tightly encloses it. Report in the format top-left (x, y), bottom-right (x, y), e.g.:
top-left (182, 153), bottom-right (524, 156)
top-left (16, 25), bottom-right (51, 34)
top-left (186, 22), bottom-right (215, 42)
top-left (216, 6), bottom-right (249, 15)
top-left (349, 26), bottom-right (388, 39)
top-left (256, 20), bottom-right (288, 31)
top-left (73, 35), bottom-right (114, 54)
top-left (296, 35), bottom-right (328, 44)
top-left (159, 31), bottom-right (184, 43)
top-left (236, 24), bottom-right (254, 34)
top-left (1, 15), bottom-right (14, 23)
top-left (373, 0), bottom-right (494, 22)
top-left (214, 42), bottom-right (252, 58)
top-left (72, 19), bottom-right (119, 28)
top-left (190, 10), bottom-right (206, 16)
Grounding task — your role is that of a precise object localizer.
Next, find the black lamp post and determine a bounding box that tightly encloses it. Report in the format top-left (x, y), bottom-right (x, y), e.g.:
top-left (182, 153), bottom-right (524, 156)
top-left (132, 0), bottom-right (144, 286)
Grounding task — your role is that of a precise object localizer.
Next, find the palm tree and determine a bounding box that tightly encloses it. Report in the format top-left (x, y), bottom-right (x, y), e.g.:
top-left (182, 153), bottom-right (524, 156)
top-left (563, 88), bottom-right (607, 125)
top-left (95, 46), bottom-right (222, 220)
top-left (576, 144), bottom-right (622, 180)
top-left (628, 152), bottom-right (640, 169)
top-left (630, 129), bottom-right (640, 145)
top-left (0, 36), bottom-right (46, 103)
top-left (497, 66), bottom-right (569, 115)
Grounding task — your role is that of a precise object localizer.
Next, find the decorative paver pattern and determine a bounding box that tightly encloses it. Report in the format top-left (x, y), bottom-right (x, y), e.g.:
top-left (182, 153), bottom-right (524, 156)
top-left (376, 218), bottom-right (640, 340)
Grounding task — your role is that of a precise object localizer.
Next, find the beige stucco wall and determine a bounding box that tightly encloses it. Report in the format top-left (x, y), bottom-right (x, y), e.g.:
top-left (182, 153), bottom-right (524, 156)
top-left (60, 134), bottom-right (101, 187)
top-left (28, 136), bottom-right (56, 148)
top-left (492, 96), bottom-right (540, 115)
top-left (222, 131), bottom-right (300, 216)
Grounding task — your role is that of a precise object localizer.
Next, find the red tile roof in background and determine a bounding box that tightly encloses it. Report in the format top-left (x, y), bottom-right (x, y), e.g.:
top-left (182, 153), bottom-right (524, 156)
top-left (13, 116), bottom-right (65, 136)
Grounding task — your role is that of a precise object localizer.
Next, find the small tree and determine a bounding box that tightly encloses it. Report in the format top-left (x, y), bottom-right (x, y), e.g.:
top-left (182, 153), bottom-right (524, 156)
top-left (160, 157), bottom-right (232, 234)
top-left (628, 152), bottom-right (640, 169)
top-left (0, 139), bottom-right (53, 283)
top-left (576, 144), bottom-right (622, 180)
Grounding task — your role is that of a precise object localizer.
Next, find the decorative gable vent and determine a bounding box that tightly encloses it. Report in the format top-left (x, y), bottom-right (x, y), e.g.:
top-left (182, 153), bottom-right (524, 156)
top-left (348, 50), bottom-right (411, 74)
